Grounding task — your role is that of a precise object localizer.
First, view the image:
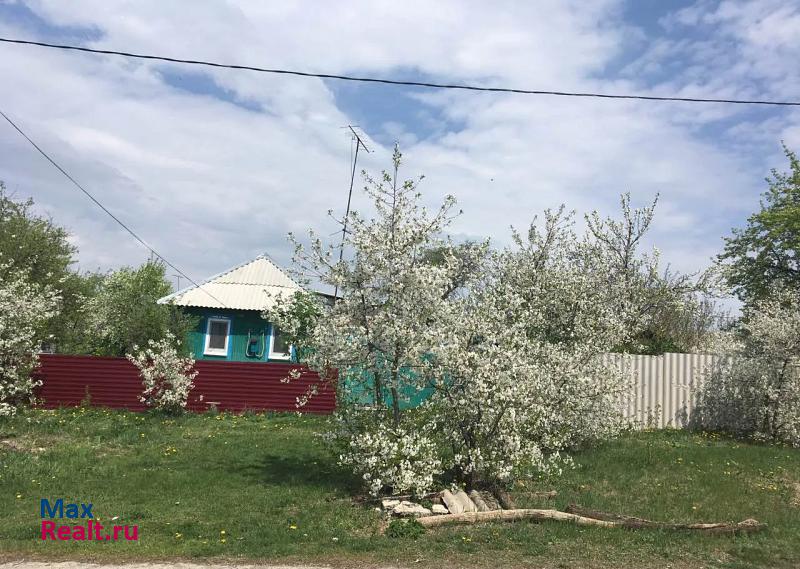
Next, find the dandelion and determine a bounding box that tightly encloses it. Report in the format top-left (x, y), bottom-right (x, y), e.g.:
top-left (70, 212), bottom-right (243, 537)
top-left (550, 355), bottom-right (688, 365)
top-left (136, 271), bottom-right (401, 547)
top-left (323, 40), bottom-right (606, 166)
top-left (289, 524), bottom-right (297, 530)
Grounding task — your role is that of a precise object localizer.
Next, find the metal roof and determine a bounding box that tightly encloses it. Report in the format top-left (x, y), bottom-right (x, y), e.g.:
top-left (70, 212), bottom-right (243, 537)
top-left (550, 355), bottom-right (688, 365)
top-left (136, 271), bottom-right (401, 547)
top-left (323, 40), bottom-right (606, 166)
top-left (157, 254), bottom-right (301, 311)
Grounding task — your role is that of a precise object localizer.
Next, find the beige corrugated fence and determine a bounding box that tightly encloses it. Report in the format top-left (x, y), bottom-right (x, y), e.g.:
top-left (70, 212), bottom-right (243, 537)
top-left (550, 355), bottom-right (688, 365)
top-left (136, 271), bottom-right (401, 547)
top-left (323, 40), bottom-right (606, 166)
top-left (603, 352), bottom-right (721, 429)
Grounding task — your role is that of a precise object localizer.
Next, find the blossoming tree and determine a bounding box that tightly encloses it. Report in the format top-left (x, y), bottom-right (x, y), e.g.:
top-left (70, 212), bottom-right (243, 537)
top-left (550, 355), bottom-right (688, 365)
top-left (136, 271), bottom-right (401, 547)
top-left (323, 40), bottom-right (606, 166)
top-left (127, 332), bottom-right (198, 414)
top-left (270, 146), bottom-right (481, 495)
top-left (695, 291), bottom-right (800, 447)
top-left (429, 207), bottom-right (633, 487)
top-left (0, 265), bottom-right (60, 417)
top-left (272, 150), bottom-right (652, 495)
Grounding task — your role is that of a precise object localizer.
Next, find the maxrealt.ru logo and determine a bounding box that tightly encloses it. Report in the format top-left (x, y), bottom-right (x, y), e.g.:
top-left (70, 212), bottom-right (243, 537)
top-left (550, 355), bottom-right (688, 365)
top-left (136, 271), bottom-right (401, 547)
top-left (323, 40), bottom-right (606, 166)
top-left (40, 499), bottom-right (138, 541)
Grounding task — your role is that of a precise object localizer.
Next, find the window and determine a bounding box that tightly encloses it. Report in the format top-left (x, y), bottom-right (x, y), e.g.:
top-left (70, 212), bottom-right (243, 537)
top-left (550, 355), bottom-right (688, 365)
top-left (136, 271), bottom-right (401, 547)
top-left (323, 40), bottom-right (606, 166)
top-left (204, 318), bottom-right (230, 356)
top-left (269, 325), bottom-right (291, 360)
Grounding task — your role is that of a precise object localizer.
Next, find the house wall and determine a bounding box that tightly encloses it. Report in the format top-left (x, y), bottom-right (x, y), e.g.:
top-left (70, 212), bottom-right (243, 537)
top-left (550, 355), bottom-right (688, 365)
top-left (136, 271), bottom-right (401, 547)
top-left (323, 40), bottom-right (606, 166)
top-left (185, 307), bottom-right (291, 363)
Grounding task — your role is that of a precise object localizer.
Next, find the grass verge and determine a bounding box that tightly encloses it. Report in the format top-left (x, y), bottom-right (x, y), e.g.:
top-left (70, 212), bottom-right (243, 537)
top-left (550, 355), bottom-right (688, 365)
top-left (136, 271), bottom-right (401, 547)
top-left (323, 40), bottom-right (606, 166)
top-left (1, 407), bottom-right (799, 568)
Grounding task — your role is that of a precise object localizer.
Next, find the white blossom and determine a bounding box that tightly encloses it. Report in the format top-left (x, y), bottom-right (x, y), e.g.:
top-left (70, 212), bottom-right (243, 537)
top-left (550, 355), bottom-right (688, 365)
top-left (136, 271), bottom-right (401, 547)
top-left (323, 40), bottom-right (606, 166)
top-left (0, 264), bottom-right (60, 417)
top-left (695, 290), bottom-right (800, 447)
top-left (127, 333), bottom-right (197, 413)
top-left (428, 207), bottom-right (632, 485)
top-left (270, 149), bottom-right (634, 494)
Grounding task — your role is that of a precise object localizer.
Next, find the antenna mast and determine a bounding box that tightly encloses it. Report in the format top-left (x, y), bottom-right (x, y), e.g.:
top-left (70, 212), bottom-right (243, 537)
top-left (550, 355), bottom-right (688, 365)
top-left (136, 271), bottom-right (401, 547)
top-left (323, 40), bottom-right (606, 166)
top-left (334, 126), bottom-right (370, 300)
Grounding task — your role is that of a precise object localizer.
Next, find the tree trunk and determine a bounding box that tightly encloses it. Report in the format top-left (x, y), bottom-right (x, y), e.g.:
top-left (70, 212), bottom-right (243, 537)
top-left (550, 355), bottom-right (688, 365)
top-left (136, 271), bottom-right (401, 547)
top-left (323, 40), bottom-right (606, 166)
top-left (416, 508), bottom-right (617, 528)
top-left (564, 504), bottom-right (765, 534)
top-left (417, 507), bottom-right (765, 535)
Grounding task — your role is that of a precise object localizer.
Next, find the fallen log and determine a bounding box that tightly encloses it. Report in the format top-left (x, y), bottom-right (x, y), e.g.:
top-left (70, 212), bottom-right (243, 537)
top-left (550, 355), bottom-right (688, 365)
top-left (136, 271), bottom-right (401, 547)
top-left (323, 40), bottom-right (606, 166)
top-left (416, 508), bottom-right (617, 528)
top-left (564, 504), bottom-right (766, 535)
top-left (416, 506), bottom-right (766, 534)
top-left (469, 490), bottom-right (490, 512)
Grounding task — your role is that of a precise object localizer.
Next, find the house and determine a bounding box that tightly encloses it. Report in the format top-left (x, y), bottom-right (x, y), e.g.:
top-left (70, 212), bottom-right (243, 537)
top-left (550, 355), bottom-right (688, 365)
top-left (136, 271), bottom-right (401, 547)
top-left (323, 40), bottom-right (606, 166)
top-left (157, 254), bottom-right (305, 362)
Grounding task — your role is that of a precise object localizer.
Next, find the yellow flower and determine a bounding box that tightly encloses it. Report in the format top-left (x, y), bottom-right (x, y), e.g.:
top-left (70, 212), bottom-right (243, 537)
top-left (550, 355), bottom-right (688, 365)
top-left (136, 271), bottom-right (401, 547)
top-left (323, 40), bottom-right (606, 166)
top-left (289, 524), bottom-right (298, 530)
top-left (16, 494), bottom-right (22, 499)
top-left (175, 533), bottom-right (183, 539)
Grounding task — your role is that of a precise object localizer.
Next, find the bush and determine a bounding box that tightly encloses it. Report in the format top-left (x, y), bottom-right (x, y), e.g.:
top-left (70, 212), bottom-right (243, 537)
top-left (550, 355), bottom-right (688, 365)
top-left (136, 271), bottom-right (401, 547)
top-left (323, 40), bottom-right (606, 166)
top-left (127, 333), bottom-right (198, 414)
top-left (695, 292), bottom-right (800, 447)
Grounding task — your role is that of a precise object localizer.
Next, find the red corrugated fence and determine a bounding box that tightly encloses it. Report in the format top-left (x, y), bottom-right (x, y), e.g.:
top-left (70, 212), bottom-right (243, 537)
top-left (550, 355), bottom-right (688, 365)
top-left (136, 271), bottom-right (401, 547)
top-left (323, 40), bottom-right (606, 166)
top-left (35, 354), bottom-right (336, 414)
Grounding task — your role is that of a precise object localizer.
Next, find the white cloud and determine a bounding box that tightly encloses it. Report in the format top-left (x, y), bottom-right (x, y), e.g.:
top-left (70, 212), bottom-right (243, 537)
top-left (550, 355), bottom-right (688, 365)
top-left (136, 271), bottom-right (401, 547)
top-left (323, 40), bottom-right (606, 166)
top-left (0, 0), bottom-right (796, 293)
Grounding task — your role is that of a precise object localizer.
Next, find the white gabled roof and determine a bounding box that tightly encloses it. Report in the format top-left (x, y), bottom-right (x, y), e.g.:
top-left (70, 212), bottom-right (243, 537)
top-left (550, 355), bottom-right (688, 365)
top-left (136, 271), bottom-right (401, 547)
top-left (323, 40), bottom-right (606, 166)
top-left (158, 254), bottom-right (301, 311)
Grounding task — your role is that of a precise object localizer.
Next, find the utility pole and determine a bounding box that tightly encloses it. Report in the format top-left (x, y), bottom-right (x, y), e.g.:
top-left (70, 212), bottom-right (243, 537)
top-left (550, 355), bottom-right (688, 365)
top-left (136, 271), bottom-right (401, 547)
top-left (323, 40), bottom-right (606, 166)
top-left (334, 126), bottom-right (370, 300)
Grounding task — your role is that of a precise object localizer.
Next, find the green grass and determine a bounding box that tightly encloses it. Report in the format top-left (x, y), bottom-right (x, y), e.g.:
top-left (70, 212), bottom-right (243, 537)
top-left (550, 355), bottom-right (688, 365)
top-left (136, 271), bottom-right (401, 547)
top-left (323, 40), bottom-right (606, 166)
top-left (1, 408), bottom-right (799, 568)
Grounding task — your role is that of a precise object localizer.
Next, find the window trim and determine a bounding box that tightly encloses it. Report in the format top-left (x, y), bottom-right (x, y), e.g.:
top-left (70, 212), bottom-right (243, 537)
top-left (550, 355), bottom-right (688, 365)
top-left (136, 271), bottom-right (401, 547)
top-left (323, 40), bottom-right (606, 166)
top-left (267, 323), bottom-right (291, 360)
top-left (203, 317), bottom-right (231, 357)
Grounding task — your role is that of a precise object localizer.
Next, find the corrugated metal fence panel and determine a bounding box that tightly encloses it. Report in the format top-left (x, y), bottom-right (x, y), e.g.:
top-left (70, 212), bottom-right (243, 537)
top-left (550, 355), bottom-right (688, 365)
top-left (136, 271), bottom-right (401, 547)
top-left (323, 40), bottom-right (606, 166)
top-left (36, 352), bottom-right (718, 423)
top-left (603, 352), bottom-right (720, 429)
top-left (35, 355), bottom-right (335, 414)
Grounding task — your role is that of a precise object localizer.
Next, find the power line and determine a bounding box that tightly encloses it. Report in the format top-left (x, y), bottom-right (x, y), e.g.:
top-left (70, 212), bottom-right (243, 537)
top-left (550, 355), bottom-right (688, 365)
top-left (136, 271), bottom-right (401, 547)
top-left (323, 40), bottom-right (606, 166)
top-left (0, 108), bottom-right (228, 308)
top-left (1, 36), bottom-right (799, 107)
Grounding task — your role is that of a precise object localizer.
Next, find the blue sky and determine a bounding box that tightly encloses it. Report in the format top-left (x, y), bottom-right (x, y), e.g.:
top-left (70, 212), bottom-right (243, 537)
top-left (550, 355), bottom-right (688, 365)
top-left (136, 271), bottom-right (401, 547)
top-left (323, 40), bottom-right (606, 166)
top-left (0, 0), bottom-right (798, 301)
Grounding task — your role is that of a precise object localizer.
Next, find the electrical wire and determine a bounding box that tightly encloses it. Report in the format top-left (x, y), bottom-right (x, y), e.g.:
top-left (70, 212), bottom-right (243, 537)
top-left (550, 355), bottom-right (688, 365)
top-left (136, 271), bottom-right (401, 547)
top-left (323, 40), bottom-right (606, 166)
top-left (1, 36), bottom-right (799, 107)
top-left (0, 108), bottom-right (229, 308)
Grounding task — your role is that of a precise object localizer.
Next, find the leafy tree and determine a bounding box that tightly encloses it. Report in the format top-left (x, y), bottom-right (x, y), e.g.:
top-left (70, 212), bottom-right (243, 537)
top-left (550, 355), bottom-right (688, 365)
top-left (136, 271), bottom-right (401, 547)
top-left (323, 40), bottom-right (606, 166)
top-left (0, 181), bottom-right (74, 286)
top-left (50, 271), bottom-right (106, 354)
top-left (718, 144), bottom-right (800, 305)
top-left (0, 182), bottom-right (102, 353)
top-left (586, 193), bottom-right (717, 354)
top-left (87, 260), bottom-right (196, 357)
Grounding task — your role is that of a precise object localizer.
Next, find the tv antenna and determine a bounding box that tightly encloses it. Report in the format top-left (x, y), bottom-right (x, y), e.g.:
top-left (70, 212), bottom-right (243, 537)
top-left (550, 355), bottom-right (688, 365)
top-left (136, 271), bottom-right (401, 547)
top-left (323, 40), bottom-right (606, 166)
top-left (334, 125), bottom-right (370, 300)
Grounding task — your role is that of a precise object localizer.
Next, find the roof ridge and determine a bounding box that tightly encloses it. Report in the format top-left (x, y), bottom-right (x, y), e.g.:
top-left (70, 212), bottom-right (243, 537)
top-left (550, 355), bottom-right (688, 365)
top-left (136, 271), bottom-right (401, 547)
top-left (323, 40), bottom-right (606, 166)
top-left (157, 253), bottom-right (302, 307)
top-left (255, 251), bottom-right (303, 289)
top-left (157, 255), bottom-right (262, 305)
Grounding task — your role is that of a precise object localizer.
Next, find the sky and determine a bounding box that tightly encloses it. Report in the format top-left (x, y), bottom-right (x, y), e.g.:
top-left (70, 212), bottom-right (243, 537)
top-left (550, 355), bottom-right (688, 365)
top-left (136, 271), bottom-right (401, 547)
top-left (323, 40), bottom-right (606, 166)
top-left (0, 0), bottom-right (799, 296)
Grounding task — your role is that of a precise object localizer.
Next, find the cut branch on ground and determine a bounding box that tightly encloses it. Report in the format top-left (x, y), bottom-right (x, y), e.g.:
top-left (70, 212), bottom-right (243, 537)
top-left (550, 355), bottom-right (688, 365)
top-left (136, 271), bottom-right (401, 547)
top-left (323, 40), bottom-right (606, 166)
top-left (415, 505), bottom-right (766, 535)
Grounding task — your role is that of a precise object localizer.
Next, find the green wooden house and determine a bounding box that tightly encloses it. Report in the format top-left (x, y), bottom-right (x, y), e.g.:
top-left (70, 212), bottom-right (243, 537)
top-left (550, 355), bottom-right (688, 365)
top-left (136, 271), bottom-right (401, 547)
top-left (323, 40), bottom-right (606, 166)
top-left (158, 254), bottom-right (309, 362)
top-left (159, 254), bottom-right (430, 408)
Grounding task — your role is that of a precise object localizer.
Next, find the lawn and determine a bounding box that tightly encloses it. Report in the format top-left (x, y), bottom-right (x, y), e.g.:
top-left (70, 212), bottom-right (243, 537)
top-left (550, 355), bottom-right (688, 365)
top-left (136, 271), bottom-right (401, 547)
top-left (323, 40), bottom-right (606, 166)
top-left (1, 407), bottom-right (799, 569)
